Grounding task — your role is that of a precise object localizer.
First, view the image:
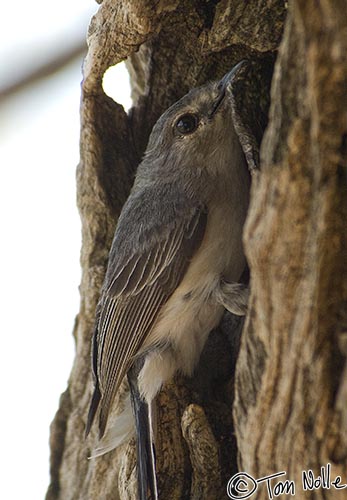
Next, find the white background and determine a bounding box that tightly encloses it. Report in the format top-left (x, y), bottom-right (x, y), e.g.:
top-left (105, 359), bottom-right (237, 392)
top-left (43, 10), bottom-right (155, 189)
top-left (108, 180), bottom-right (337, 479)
top-left (0, 2), bottom-right (131, 498)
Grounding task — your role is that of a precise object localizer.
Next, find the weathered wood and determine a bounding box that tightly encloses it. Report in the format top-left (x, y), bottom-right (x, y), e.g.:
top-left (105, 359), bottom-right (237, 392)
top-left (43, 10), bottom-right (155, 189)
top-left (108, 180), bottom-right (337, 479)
top-left (235, 1), bottom-right (347, 498)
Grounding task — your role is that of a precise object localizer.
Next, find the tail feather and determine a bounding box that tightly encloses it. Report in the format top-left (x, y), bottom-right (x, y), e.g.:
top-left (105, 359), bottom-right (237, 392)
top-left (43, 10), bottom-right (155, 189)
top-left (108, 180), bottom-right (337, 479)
top-left (89, 397), bottom-right (135, 458)
top-left (148, 400), bottom-right (158, 500)
top-left (128, 364), bottom-right (158, 500)
top-left (86, 362), bottom-right (158, 500)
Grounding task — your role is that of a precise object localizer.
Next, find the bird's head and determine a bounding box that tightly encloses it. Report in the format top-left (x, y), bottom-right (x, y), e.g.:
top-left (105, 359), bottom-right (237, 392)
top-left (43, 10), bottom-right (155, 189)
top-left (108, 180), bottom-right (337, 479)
top-left (135, 62), bottom-right (250, 201)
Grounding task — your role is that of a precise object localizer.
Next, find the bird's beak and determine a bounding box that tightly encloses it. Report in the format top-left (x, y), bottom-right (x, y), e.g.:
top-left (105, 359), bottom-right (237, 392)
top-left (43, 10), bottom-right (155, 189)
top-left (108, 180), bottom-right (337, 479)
top-left (208, 60), bottom-right (249, 118)
top-left (219, 60), bottom-right (249, 92)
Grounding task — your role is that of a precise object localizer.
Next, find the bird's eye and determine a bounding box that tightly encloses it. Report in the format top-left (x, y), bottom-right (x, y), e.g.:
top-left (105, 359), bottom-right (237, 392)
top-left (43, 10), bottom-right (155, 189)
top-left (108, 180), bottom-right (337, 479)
top-left (175, 114), bottom-right (199, 135)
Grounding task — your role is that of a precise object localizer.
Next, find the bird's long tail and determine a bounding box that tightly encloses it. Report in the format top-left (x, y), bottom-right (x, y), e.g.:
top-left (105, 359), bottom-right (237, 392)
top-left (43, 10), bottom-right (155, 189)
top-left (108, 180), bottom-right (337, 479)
top-left (88, 365), bottom-right (158, 499)
top-left (128, 363), bottom-right (158, 500)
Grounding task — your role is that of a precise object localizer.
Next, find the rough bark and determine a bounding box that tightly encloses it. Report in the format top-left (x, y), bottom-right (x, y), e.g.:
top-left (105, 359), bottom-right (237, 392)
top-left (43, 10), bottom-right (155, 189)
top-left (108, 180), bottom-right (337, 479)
top-left (46, 1), bottom-right (347, 499)
top-left (235, 1), bottom-right (347, 498)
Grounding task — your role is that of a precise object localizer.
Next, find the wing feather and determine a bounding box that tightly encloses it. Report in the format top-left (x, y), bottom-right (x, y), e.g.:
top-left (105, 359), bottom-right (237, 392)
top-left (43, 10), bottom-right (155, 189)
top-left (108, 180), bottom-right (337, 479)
top-left (87, 206), bottom-right (207, 438)
top-left (100, 284), bottom-right (164, 431)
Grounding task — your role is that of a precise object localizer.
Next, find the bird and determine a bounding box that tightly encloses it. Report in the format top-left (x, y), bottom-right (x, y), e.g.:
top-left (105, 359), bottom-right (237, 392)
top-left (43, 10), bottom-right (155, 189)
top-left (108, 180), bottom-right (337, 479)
top-left (86, 61), bottom-right (251, 499)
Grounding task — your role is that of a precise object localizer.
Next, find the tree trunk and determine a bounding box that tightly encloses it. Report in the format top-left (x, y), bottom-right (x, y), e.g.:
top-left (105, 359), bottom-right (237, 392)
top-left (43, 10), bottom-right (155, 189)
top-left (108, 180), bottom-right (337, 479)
top-left (235, 1), bottom-right (347, 498)
top-left (46, 1), bottom-right (347, 499)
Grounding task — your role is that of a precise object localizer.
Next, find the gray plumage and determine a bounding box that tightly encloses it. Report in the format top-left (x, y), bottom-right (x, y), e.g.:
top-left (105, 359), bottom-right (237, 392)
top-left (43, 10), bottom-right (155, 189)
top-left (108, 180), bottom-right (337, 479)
top-left (86, 62), bottom-right (251, 497)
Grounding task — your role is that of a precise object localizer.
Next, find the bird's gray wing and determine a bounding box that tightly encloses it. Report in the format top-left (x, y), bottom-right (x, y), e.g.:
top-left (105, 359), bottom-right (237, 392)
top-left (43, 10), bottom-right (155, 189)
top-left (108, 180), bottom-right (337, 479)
top-left (86, 206), bottom-right (207, 438)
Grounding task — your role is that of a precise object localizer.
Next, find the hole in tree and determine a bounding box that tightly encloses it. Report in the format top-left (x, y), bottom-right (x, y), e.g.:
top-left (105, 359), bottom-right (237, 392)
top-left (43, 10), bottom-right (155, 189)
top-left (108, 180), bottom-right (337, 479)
top-left (102, 62), bottom-right (132, 111)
